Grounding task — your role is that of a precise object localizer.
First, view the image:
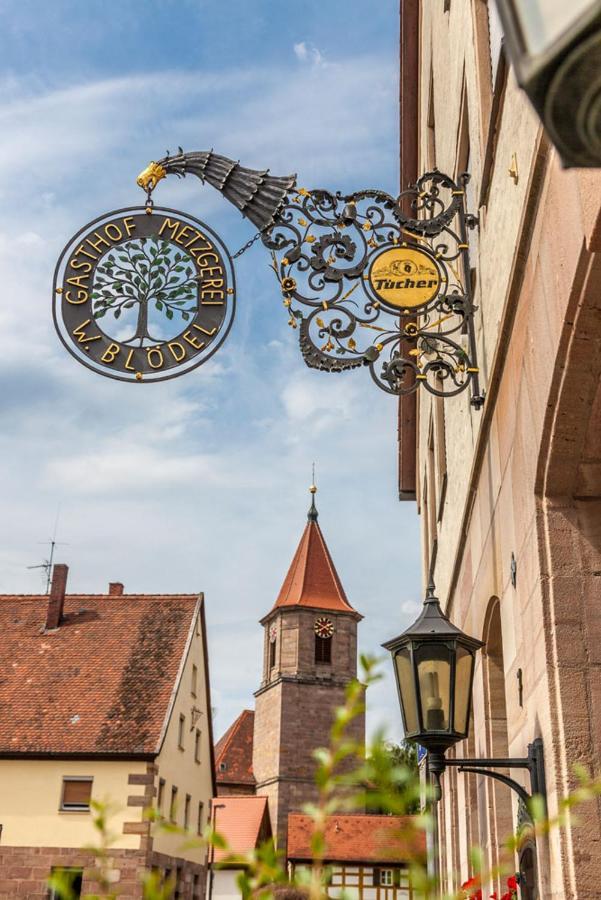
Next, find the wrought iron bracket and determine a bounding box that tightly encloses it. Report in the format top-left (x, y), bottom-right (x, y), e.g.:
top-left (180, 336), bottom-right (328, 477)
top-left (428, 738), bottom-right (546, 813)
top-left (138, 151), bottom-right (486, 401)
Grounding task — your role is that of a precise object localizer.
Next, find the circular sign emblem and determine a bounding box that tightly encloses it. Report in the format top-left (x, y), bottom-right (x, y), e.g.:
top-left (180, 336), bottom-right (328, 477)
top-left (53, 206), bottom-right (235, 382)
top-left (368, 246), bottom-right (441, 310)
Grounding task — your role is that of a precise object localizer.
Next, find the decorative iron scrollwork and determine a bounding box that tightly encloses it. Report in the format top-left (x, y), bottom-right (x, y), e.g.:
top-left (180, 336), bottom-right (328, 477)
top-left (136, 152), bottom-right (484, 404)
top-left (261, 171), bottom-right (484, 405)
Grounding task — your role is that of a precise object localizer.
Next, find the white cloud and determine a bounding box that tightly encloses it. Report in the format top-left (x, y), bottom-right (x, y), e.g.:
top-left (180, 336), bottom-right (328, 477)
top-left (294, 41), bottom-right (325, 67)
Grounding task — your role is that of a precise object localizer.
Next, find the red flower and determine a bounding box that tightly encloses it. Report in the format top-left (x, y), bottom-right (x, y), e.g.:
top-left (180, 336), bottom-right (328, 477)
top-left (507, 876), bottom-right (518, 891)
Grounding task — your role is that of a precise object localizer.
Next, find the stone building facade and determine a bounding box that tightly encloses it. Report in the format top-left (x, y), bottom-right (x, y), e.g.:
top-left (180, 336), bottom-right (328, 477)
top-left (0, 565), bottom-right (216, 899)
top-left (398, 2), bottom-right (601, 897)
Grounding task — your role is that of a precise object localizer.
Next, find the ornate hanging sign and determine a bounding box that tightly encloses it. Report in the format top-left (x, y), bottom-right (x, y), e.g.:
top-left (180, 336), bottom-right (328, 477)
top-left (53, 148), bottom-right (483, 405)
top-left (53, 206), bottom-right (235, 382)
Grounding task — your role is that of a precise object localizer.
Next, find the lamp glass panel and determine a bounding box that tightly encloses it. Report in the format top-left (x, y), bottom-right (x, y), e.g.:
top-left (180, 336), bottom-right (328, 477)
top-left (454, 646), bottom-right (474, 734)
top-left (513, 0), bottom-right (595, 55)
top-left (415, 643), bottom-right (452, 732)
top-left (394, 647), bottom-right (419, 735)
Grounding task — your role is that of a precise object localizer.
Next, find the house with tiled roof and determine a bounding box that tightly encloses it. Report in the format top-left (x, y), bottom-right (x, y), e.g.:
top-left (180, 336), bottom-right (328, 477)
top-left (0, 564), bottom-right (216, 900)
top-left (215, 710), bottom-right (255, 796)
top-left (287, 814), bottom-right (426, 899)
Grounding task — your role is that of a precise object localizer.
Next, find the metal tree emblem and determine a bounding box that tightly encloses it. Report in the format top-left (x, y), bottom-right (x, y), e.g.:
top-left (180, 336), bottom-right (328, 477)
top-left (92, 236), bottom-right (199, 346)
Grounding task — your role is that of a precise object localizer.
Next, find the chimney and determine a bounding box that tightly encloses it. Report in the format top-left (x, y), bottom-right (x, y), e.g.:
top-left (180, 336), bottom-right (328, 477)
top-left (46, 564), bottom-right (68, 630)
top-left (109, 582), bottom-right (124, 596)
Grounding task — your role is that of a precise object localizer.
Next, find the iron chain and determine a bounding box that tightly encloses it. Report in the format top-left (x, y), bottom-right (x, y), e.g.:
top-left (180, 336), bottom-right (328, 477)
top-left (232, 230), bottom-right (264, 259)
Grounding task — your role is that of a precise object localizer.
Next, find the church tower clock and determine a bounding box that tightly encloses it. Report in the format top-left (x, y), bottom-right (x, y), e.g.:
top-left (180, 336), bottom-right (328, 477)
top-left (252, 485), bottom-right (364, 848)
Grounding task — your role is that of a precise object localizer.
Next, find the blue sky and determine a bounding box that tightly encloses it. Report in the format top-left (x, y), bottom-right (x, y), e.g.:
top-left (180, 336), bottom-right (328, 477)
top-left (0, 0), bottom-right (421, 742)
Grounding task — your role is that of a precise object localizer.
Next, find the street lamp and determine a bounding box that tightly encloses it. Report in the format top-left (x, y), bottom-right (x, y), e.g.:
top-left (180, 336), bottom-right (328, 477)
top-left (494, 0), bottom-right (601, 166)
top-left (382, 580), bottom-right (483, 796)
top-left (383, 580), bottom-right (546, 808)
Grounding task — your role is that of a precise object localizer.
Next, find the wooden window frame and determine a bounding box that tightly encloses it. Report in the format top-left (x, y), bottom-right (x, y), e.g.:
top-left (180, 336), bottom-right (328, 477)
top-left (178, 714), bottom-right (185, 750)
top-left (191, 664), bottom-right (198, 698)
top-left (184, 793), bottom-right (191, 830)
top-left (60, 777), bottom-right (93, 812)
top-left (197, 800), bottom-right (204, 835)
top-left (170, 786), bottom-right (178, 824)
top-left (194, 728), bottom-right (201, 764)
top-left (157, 777), bottom-right (165, 813)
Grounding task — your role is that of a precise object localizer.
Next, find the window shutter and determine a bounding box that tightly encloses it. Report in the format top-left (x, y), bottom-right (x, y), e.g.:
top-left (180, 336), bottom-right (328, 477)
top-left (62, 779), bottom-right (92, 807)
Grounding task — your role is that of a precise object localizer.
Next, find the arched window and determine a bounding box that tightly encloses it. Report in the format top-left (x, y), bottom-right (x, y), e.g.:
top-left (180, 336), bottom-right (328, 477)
top-left (315, 634), bottom-right (332, 664)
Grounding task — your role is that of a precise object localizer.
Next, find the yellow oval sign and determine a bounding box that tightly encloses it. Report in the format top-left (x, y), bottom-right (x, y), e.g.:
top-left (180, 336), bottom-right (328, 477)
top-left (368, 246), bottom-right (440, 309)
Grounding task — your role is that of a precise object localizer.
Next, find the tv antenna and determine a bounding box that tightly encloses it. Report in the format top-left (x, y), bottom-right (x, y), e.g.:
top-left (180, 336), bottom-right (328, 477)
top-left (27, 509), bottom-right (68, 594)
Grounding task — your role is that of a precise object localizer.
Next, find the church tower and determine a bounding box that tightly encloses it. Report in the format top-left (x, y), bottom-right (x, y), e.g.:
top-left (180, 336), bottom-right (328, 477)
top-left (252, 486), bottom-right (364, 848)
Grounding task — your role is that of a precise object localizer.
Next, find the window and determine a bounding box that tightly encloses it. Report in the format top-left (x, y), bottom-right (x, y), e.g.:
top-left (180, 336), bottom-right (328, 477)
top-left (157, 777), bottom-right (165, 814)
top-left (193, 874), bottom-right (201, 899)
top-left (315, 634), bottom-right (332, 664)
top-left (178, 714), bottom-right (185, 749)
top-left (219, 761), bottom-right (227, 772)
top-left (184, 794), bottom-right (191, 830)
top-left (170, 786), bottom-right (178, 823)
top-left (60, 778), bottom-right (93, 811)
top-left (49, 867), bottom-right (83, 899)
top-left (191, 664), bottom-right (198, 697)
top-left (380, 869), bottom-right (394, 886)
top-left (269, 638), bottom-right (276, 669)
top-left (195, 729), bottom-right (201, 764)
top-left (197, 801), bottom-right (204, 835)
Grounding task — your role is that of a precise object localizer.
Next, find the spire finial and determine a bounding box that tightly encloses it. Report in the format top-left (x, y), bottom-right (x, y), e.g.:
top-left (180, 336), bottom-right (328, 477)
top-left (308, 463), bottom-right (318, 522)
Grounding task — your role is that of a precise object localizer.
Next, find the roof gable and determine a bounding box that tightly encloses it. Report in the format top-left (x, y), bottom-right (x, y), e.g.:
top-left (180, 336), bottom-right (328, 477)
top-left (215, 709), bottom-right (255, 786)
top-left (213, 796), bottom-right (271, 862)
top-left (0, 593), bottom-right (200, 756)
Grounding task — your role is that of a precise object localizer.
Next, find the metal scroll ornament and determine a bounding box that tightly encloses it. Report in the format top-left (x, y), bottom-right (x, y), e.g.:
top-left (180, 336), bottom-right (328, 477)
top-left (260, 172), bottom-right (484, 404)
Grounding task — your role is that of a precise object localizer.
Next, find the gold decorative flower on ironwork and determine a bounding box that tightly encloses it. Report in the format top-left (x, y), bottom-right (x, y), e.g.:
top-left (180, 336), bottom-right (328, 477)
top-left (305, 235), bottom-right (316, 244)
top-left (362, 221), bottom-right (372, 231)
top-left (281, 276), bottom-right (297, 294)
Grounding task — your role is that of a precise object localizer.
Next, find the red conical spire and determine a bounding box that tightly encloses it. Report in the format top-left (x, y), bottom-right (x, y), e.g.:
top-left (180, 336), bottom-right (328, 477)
top-left (270, 484), bottom-right (361, 618)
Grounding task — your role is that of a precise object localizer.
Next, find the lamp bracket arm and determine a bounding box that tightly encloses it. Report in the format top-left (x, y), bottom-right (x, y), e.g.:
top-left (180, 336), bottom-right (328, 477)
top-left (455, 765), bottom-right (532, 808)
top-left (443, 739), bottom-right (546, 811)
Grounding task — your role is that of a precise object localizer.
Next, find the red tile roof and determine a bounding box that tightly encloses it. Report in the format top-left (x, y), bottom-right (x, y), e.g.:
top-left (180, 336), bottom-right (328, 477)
top-left (215, 710), bottom-right (255, 786)
top-left (271, 519), bottom-right (360, 617)
top-left (212, 796), bottom-right (271, 863)
top-left (287, 814), bottom-right (426, 863)
top-left (0, 592), bottom-right (201, 756)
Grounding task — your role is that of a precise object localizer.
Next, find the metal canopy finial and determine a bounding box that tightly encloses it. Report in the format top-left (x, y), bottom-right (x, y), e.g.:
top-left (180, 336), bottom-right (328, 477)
top-left (308, 464), bottom-right (318, 522)
top-left (425, 576), bottom-right (437, 603)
